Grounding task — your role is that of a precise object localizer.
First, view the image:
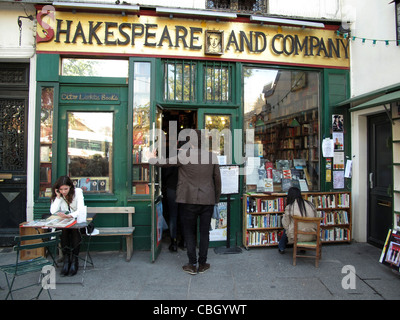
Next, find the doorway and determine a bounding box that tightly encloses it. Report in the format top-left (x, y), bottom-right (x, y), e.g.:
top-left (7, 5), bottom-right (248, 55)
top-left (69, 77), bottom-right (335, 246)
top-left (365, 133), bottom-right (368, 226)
top-left (158, 109), bottom-right (198, 254)
top-left (0, 63), bottom-right (29, 246)
top-left (152, 106), bottom-right (241, 258)
top-left (367, 113), bottom-right (393, 247)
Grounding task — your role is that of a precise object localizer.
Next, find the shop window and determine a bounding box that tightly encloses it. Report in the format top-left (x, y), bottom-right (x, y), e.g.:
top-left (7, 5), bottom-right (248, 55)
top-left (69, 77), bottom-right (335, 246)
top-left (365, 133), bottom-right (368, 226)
top-left (207, 0), bottom-right (267, 13)
top-left (132, 62), bottom-right (151, 195)
top-left (164, 60), bottom-right (196, 102)
top-left (61, 58), bottom-right (128, 77)
top-left (243, 67), bottom-right (320, 192)
top-left (204, 62), bottom-right (232, 103)
top-left (39, 87), bottom-right (54, 197)
top-left (67, 112), bottom-right (113, 193)
top-left (205, 114), bottom-right (232, 164)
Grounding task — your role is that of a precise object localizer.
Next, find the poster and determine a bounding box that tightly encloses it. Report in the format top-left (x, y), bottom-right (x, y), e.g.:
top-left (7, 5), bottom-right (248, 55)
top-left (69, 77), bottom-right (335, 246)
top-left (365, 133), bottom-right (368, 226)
top-left (333, 132), bottom-right (344, 151)
top-left (210, 202), bottom-right (227, 241)
top-left (333, 152), bottom-right (345, 169)
top-left (332, 114), bottom-right (344, 132)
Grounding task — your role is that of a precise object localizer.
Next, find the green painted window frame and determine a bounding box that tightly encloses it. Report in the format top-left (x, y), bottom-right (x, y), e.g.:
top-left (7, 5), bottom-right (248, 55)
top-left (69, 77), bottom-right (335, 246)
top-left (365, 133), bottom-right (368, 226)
top-left (159, 59), bottom-right (238, 108)
top-left (35, 82), bottom-right (59, 201)
top-left (128, 57), bottom-right (156, 200)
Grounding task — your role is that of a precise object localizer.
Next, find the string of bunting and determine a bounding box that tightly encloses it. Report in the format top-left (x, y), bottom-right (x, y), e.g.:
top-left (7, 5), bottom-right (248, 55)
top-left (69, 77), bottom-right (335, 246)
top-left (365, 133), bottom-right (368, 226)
top-left (337, 30), bottom-right (400, 46)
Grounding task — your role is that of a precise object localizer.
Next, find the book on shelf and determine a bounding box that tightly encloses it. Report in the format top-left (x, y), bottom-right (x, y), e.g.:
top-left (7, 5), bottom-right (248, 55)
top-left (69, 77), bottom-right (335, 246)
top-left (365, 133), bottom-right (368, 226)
top-left (246, 230), bottom-right (283, 246)
top-left (318, 210), bottom-right (349, 225)
top-left (246, 197), bottom-right (286, 213)
top-left (22, 213), bottom-right (77, 228)
top-left (247, 213), bottom-right (282, 229)
top-left (320, 227), bottom-right (350, 242)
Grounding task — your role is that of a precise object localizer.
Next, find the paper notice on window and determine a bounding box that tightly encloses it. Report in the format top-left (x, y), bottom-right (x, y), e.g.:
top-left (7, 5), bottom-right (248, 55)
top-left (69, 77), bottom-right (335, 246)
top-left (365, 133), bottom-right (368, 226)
top-left (345, 160), bottom-right (352, 178)
top-left (322, 138), bottom-right (334, 158)
top-left (245, 157), bottom-right (260, 185)
top-left (333, 170), bottom-right (345, 189)
top-left (220, 165), bottom-right (239, 195)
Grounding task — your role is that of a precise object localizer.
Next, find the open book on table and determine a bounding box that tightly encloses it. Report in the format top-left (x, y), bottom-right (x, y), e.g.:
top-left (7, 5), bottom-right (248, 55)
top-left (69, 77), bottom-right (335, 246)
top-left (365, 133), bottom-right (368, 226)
top-left (23, 212), bottom-right (77, 228)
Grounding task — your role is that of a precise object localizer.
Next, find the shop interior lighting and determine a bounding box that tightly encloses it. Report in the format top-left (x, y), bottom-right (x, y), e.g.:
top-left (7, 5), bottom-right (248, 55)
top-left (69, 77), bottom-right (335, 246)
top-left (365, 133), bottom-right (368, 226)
top-left (156, 7), bottom-right (237, 19)
top-left (250, 15), bottom-right (325, 28)
top-left (52, 2), bottom-right (140, 12)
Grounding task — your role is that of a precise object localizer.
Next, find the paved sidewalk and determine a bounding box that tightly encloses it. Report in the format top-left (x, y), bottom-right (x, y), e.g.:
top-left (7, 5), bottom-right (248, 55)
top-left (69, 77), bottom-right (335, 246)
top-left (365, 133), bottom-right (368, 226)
top-left (0, 241), bottom-right (399, 301)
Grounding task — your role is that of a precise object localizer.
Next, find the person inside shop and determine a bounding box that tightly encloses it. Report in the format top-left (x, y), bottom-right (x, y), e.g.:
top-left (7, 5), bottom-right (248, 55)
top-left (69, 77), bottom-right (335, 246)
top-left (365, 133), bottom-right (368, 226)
top-left (163, 165), bottom-right (184, 252)
top-left (278, 187), bottom-right (317, 254)
top-left (148, 130), bottom-right (221, 274)
top-left (50, 175), bottom-right (86, 276)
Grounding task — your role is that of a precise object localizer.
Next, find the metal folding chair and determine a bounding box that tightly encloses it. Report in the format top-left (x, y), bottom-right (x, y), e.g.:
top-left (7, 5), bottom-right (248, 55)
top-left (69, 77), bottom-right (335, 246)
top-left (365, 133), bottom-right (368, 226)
top-left (0, 230), bottom-right (61, 300)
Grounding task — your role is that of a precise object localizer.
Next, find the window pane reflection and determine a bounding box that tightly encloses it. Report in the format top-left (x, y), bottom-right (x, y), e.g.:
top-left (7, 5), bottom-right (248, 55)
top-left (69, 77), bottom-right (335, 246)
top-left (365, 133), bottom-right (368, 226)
top-left (205, 114), bottom-right (232, 164)
top-left (132, 62), bottom-right (151, 194)
top-left (164, 60), bottom-right (196, 102)
top-left (61, 58), bottom-right (128, 77)
top-left (39, 87), bottom-right (54, 197)
top-left (67, 112), bottom-right (113, 193)
top-left (243, 67), bottom-right (320, 192)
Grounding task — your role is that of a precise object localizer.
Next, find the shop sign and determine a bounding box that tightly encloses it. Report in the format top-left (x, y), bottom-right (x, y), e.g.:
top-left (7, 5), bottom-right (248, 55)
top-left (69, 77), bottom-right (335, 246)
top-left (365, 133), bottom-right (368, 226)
top-left (37, 7), bottom-right (349, 69)
top-left (60, 92), bottom-right (119, 102)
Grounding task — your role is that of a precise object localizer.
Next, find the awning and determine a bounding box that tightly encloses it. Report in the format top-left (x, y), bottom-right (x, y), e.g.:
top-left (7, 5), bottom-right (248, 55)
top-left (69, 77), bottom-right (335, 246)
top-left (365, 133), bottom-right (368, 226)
top-left (334, 82), bottom-right (400, 109)
top-left (349, 90), bottom-right (400, 112)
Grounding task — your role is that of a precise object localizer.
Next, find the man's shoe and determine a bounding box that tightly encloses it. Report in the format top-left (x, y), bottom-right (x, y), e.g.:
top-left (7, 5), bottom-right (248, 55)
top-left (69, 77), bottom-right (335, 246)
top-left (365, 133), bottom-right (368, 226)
top-left (198, 263), bottom-right (210, 273)
top-left (278, 249), bottom-right (285, 254)
top-left (182, 264), bottom-right (197, 275)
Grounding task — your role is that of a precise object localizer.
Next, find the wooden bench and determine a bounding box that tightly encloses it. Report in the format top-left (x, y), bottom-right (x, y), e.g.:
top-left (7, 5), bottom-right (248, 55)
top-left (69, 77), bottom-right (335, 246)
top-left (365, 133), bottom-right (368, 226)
top-left (86, 207), bottom-right (135, 261)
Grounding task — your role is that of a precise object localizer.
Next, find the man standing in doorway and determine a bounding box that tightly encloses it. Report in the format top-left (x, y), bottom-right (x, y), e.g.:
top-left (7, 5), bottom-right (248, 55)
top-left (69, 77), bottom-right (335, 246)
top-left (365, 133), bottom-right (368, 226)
top-left (149, 129), bottom-right (221, 274)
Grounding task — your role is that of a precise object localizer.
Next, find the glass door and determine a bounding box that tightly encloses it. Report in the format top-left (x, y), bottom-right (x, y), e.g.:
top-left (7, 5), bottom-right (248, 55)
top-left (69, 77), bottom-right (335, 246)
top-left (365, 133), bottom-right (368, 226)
top-left (197, 108), bottom-right (242, 248)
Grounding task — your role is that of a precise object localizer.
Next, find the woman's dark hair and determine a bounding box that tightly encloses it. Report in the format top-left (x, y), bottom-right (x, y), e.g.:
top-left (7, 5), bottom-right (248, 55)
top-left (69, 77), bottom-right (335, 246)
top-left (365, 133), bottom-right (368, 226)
top-left (286, 187), bottom-right (307, 216)
top-left (51, 175), bottom-right (75, 204)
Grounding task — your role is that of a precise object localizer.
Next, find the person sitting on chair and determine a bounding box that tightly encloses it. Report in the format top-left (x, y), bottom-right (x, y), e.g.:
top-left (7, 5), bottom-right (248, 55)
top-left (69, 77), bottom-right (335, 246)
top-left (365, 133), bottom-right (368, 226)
top-left (50, 175), bottom-right (86, 276)
top-left (278, 187), bottom-right (317, 254)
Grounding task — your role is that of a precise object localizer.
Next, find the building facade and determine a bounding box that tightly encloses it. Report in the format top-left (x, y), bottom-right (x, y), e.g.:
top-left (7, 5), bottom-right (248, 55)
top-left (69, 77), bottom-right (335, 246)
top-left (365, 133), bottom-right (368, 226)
top-left (0, 1), bottom-right (356, 256)
top-left (338, 0), bottom-right (400, 247)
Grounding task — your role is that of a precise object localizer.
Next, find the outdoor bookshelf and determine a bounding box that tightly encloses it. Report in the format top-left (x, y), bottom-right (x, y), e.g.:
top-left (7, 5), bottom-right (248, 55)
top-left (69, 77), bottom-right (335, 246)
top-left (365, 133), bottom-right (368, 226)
top-left (243, 191), bottom-right (352, 249)
top-left (392, 106), bottom-right (400, 232)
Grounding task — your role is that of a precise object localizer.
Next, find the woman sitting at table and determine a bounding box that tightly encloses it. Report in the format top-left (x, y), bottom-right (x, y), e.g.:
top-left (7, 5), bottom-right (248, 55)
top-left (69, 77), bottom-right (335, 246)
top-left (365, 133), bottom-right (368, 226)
top-left (50, 175), bottom-right (86, 276)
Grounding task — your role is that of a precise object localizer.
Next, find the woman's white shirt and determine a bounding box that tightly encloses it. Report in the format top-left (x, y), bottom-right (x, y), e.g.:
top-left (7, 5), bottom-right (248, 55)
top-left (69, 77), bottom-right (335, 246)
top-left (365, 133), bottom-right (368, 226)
top-left (50, 188), bottom-right (85, 221)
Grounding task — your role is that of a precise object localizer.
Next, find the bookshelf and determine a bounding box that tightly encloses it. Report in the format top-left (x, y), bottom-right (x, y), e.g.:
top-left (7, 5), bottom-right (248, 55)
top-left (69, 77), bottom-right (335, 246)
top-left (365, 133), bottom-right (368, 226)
top-left (392, 106), bottom-right (400, 231)
top-left (243, 191), bottom-right (352, 248)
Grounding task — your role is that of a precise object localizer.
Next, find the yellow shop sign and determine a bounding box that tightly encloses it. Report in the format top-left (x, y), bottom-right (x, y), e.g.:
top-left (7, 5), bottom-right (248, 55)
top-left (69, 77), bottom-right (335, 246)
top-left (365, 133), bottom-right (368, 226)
top-left (36, 9), bottom-right (349, 69)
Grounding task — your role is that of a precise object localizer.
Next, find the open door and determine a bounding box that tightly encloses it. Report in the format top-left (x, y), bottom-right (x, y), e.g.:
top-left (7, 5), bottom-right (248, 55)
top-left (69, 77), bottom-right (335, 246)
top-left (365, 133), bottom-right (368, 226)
top-left (198, 108), bottom-right (242, 248)
top-left (150, 106), bottom-right (163, 262)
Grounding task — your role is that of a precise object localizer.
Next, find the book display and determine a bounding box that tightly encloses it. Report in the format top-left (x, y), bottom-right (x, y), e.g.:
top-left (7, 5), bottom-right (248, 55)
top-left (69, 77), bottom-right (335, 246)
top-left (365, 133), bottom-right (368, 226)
top-left (392, 106), bottom-right (400, 232)
top-left (243, 191), bottom-right (352, 248)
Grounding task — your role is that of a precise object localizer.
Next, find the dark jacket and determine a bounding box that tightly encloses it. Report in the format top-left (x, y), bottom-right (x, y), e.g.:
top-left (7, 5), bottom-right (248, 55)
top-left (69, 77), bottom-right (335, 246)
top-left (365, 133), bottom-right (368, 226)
top-left (154, 148), bottom-right (221, 205)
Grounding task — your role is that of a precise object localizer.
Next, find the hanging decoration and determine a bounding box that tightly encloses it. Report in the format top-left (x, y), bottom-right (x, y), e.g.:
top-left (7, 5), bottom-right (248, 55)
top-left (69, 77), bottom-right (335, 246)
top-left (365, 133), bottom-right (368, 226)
top-left (336, 30), bottom-right (400, 46)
